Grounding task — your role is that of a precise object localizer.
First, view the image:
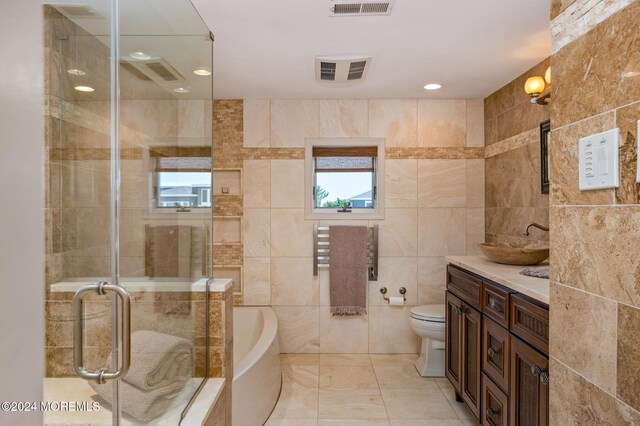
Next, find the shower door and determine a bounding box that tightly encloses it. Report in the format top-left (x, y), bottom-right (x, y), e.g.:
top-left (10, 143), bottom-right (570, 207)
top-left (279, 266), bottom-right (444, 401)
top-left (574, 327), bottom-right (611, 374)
top-left (44, 0), bottom-right (213, 424)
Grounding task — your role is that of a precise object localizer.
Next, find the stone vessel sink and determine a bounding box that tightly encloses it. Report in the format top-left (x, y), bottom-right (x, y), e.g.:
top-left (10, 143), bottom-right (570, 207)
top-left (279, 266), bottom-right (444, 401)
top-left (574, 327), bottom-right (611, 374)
top-left (479, 243), bottom-right (550, 266)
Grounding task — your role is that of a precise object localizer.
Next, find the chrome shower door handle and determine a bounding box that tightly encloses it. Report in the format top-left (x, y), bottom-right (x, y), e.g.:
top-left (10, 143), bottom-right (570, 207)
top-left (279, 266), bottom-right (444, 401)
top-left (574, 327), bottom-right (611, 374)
top-left (73, 281), bottom-right (131, 384)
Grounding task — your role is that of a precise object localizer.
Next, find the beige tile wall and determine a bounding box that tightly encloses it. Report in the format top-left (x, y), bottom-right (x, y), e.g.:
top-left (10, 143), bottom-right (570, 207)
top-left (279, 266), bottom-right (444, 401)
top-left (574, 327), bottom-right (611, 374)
top-left (484, 58), bottom-right (550, 246)
top-left (242, 98), bottom-right (485, 354)
top-left (44, 8), bottom-right (214, 377)
top-left (549, 0), bottom-right (640, 421)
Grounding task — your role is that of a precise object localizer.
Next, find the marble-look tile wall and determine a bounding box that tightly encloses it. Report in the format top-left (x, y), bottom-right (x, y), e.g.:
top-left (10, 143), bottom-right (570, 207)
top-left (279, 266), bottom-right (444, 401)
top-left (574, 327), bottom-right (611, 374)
top-left (44, 8), bottom-right (213, 379)
top-left (208, 285), bottom-right (233, 425)
top-left (549, 0), bottom-right (640, 421)
top-left (484, 59), bottom-right (550, 245)
top-left (241, 98), bottom-right (486, 354)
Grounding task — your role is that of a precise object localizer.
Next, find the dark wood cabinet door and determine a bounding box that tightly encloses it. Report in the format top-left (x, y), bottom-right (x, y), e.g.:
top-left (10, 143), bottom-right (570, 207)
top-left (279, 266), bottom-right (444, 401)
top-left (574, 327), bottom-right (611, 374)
top-left (483, 316), bottom-right (510, 394)
top-left (482, 373), bottom-right (509, 426)
top-left (445, 291), bottom-right (463, 393)
top-left (510, 336), bottom-right (549, 426)
top-left (461, 303), bottom-right (482, 421)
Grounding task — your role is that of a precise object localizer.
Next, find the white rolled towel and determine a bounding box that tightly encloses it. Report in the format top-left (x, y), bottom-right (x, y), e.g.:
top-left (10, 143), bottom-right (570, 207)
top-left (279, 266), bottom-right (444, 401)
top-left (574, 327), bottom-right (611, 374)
top-left (123, 330), bottom-right (195, 391)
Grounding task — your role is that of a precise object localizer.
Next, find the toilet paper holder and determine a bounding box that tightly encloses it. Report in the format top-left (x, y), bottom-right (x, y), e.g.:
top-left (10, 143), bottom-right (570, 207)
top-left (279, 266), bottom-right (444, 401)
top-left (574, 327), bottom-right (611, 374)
top-left (380, 287), bottom-right (406, 303)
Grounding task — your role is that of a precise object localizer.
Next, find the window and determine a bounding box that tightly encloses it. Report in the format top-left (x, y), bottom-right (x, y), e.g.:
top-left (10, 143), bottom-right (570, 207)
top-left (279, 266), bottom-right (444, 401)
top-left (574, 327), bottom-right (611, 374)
top-left (305, 139), bottom-right (384, 219)
top-left (151, 147), bottom-right (212, 210)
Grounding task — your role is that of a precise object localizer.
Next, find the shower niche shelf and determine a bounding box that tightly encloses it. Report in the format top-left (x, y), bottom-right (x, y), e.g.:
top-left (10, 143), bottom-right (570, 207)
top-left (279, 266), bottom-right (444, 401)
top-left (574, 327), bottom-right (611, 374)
top-left (213, 265), bottom-right (242, 294)
top-left (213, 168), bottom-right (242, 195)
top-left (213, 216), bottom-right (242, 245)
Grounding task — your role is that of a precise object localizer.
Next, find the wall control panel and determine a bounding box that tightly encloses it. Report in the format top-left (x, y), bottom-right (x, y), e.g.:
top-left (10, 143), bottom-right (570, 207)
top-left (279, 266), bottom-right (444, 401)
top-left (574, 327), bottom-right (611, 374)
top-left (579, 128), bottom-right (620, 191)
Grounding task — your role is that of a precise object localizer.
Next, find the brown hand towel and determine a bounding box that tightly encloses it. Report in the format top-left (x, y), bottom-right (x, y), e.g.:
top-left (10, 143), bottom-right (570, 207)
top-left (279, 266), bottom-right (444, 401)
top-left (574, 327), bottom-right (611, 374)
top-left (329, 226), bottom-right (369, 316)
top-left (145, 225), bottom-right (192, 277)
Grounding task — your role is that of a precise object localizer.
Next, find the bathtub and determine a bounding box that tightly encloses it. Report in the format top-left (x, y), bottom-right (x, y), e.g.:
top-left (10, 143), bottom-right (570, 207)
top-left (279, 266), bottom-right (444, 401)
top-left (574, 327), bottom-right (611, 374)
top-left (232, 307), bottom-right (281, 426)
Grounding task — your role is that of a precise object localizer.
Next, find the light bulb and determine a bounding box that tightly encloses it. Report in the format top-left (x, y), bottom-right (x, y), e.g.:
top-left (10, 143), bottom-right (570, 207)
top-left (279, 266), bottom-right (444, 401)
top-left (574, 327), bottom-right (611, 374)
top-left (129, 51), bottom-right (151, 60)
top-left (74, 85), bottom-right (95, 92)
top-left (544, 67), bottom-right (551, 85)
top-left (193, 67), bottom-right (212, 76)
top-left (524, 76), bottom-right (545, 96)
top-left (423, 83), bottom-right (442, 90)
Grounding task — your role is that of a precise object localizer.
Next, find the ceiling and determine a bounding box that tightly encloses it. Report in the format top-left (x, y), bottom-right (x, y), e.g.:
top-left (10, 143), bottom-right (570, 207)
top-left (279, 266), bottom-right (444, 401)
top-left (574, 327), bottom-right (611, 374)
top-left (46, 0), bottom-right (213, 99)
top-left (191, 0), bottom-right (551, 99)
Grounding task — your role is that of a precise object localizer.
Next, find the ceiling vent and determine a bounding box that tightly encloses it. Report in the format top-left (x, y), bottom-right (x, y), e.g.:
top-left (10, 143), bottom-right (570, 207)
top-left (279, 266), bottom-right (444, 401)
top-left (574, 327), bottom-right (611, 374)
top-left (121, 57), bottom-right (186, 86)
top-left (329, 1), bottom-right (394, 16)
top-left (315, 55), bottom-right (372, 83)
top-left (53, 4), bottom-right (103, 19)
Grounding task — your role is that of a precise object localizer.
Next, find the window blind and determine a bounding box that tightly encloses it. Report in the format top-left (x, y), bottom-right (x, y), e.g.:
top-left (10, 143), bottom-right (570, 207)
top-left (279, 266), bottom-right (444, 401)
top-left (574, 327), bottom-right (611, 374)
top-left (313, 146), bottom-right (377, 173)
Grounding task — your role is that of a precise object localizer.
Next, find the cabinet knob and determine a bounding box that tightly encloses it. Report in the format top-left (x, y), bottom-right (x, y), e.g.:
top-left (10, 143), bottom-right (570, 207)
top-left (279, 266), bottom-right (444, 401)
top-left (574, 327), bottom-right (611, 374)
top-left (540, 371), bottom-right (550, 385)
top-left (487, 347), bottom-right (497, 358)
top-left (531, 364), bottom-right (541, 377)
top-left (488, 298), bottom-right (497, 309)
top-left (453, 306), bottom-right (462, 315)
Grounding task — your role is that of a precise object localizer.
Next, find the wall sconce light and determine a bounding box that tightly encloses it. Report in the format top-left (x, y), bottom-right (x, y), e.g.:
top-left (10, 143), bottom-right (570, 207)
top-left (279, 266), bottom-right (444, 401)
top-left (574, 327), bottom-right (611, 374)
top-left (525, 66), bottom-right (551, 105)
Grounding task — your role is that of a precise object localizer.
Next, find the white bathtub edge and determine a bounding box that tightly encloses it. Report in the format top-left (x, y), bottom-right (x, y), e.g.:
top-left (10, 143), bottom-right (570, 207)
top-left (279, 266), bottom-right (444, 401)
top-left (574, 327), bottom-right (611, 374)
top-left (180, 378), bottom-right (225, 426)
top-left (233, 307), bottom-right (278, 380)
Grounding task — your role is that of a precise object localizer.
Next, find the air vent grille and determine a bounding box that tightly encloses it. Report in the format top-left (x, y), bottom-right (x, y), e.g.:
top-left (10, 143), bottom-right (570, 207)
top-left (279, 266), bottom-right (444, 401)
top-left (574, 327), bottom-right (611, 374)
top-left (320, 62), bottom-right (337, 81)
top-left (329, 1), bottom-right (394, 16)
top-left (145, 62), bottom-right (179, 81)
top-left (347, 61), bottom-right (367, 80)
top-left (333, 3), bottom-right (362, 14)
top-left (361, 2), bottom-right (389, 14)
top-left (315, 56), bottom-right (371, 83)
top-left (121, 57), bottom-right (186, 93)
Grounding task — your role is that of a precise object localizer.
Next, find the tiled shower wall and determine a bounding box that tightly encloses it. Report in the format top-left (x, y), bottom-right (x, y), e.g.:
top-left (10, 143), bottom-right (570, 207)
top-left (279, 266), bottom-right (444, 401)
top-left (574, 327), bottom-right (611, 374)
top-left (549, 0), bottom-right (640, 422)
top-left (44, 7), bottom-right (213, 377)
top-left (484, 59), bottom-right (550, 245)
top-left (237, 98), bottom-right (486, 353)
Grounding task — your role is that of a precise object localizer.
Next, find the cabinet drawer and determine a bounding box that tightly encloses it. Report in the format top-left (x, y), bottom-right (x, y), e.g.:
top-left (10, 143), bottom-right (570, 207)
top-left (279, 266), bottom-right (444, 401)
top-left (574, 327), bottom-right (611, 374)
top-left (482, 317), bottom-right (510, 394)
top-left (482, 373), bottom-right (509, 426)
top-left (447, 265), bottom-right (482, 309)
top-left (510, 294), bottom-right (549, 355)
top-left (482, 281), bottom-right (511, 327)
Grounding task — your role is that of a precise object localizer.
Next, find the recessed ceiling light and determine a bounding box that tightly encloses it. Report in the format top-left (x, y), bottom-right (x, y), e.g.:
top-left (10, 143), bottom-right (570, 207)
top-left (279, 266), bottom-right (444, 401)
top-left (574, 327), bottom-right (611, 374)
top-left (74, 85), bottom-right (95, 92)
top-left (67, 68), bottom-right (86, 76)
top-left (193, 67), bottom-right (212, 76)
top-left (173, 87), bottom-right (190, 93)
top-left (423, 83), bottom-right (442, 90)
top-left (129, 51), bottom-right (151, 60)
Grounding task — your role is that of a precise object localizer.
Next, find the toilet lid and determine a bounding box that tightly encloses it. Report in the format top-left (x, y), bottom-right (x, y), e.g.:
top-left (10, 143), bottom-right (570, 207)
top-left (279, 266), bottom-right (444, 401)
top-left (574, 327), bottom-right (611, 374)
top-left (410, 304), bottom-right (445, 322)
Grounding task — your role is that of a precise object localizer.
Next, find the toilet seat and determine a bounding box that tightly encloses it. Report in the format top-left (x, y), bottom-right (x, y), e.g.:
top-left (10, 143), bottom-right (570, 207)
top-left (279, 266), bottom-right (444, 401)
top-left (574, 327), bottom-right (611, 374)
top-left (410, 304), bottom-right (445, 322)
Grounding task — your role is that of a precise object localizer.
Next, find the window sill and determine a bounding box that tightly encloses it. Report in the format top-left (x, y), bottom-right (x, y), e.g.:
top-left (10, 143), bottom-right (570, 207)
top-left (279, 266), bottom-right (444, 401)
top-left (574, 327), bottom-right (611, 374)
top-left (305, 210), bottom-right (384, 220)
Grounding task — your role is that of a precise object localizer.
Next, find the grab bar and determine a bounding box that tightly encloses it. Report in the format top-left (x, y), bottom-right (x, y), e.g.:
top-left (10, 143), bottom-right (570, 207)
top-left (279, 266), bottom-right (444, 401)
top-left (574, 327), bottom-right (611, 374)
top-left (313, 224), bottom-right (378, 281)
top-left (73, 281), bottom-right (131, 384)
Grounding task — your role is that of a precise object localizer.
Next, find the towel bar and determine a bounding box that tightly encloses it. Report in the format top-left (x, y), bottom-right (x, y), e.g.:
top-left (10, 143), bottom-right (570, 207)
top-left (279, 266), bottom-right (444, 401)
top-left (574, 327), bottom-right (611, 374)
top-left (313, 224), bottom-right (378, 281)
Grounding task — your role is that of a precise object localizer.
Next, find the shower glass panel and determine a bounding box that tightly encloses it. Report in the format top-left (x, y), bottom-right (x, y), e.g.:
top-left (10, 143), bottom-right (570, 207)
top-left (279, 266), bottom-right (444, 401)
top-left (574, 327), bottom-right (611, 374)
top-left (43, 0), bottom-right (213, 424)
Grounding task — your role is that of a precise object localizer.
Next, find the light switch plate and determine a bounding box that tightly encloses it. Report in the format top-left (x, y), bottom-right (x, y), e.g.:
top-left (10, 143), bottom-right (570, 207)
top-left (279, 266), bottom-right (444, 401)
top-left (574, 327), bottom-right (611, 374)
top-left (579, 128), bottom-right (620, 191)
top-left (637, 120), bottom-right (640, 183)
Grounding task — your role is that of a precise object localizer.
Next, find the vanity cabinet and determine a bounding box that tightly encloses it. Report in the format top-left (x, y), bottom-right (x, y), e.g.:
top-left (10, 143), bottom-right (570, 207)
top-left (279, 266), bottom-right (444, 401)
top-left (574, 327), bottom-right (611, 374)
top-left (445, 268), bottom-right (482, 419)
top-left (446, 264), bottom-right (549, 426)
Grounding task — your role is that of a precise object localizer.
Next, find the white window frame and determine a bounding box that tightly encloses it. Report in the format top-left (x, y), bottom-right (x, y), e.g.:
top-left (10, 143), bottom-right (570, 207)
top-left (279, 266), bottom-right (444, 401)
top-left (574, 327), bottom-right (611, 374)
top-left (304, 138), bottom-right (385, 220)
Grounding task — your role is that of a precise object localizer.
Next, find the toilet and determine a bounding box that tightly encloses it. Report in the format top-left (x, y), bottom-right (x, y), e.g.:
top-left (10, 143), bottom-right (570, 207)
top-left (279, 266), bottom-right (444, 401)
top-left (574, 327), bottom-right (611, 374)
top-left (409, 304), bottom-right (446, 377)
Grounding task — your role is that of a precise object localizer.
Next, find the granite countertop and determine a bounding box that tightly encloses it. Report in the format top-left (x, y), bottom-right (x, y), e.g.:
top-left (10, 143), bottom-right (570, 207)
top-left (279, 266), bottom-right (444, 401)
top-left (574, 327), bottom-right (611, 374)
top-left (446, 256), bottom-right (550, 305)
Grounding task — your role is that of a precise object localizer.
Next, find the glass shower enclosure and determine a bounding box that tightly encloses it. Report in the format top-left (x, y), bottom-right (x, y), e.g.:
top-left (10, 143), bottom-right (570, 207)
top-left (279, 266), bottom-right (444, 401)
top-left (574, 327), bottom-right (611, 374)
top-left (43, 0), bottom-right (213, 424)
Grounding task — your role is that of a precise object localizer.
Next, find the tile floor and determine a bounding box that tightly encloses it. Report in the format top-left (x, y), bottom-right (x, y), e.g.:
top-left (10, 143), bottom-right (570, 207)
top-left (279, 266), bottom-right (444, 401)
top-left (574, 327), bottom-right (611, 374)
top-left (265, 353), bottom-right (479, 426)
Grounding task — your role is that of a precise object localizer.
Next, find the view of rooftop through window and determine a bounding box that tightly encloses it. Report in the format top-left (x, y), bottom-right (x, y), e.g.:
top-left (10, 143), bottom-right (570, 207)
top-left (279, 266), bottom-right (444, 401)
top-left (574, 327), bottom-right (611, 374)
top-left (157, 172), bottom-right (212, 208)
